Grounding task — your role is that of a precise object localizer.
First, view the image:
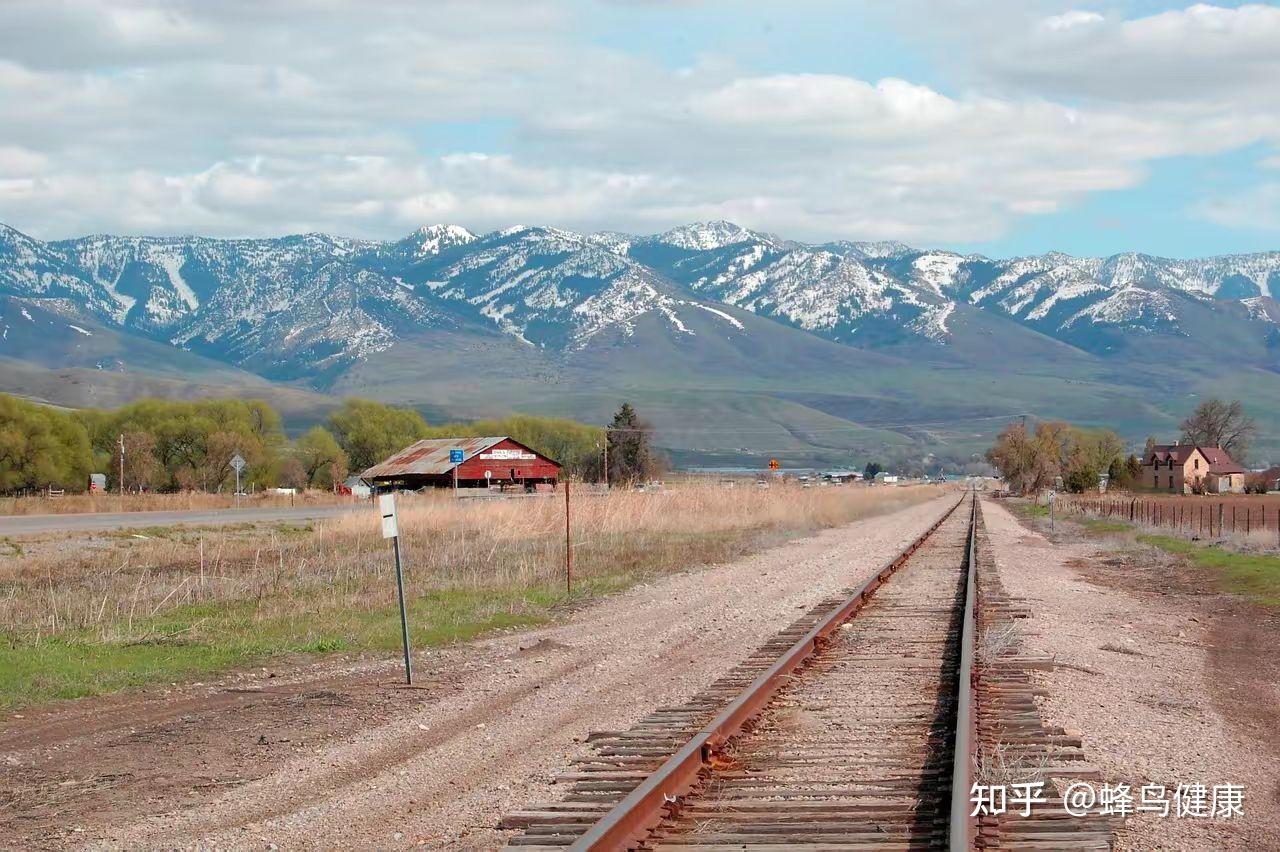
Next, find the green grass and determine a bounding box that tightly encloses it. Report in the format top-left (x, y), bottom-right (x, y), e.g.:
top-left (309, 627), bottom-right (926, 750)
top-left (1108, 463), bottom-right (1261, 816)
top-left (1079, 518), bottom-right (1132, 534)
top-left (1137, 534), bottom-right (1280, 608)
top-left (0, 585), bottom-right (584, 709)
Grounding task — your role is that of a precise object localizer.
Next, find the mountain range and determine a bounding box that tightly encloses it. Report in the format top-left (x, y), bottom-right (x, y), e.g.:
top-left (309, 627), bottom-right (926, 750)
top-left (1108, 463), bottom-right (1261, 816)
top-left (3, 219), bottom-right (1279, 467)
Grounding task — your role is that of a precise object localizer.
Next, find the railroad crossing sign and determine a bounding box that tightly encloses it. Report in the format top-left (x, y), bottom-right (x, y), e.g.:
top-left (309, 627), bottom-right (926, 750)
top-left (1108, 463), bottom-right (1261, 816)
top-left (450, 448), bottom-right (465, 464)
top-left (230, 452), bottom-right (246, 504)
top-left (768, 458), bottom-right (780, 471)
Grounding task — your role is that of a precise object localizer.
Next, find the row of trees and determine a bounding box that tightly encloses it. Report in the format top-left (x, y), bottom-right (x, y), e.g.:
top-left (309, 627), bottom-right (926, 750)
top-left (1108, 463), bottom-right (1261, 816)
top-left (986, 420), bottom-right (1139, 496)
top-left (0, 393), bottom-right (662, 494)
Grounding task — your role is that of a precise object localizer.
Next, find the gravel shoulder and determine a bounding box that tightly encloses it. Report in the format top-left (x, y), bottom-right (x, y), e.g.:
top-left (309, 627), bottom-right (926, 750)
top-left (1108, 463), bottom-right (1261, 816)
top-left (2, 493), bottom-right (956, 850)
top-left (981, 497), bottom-right (1280, 851)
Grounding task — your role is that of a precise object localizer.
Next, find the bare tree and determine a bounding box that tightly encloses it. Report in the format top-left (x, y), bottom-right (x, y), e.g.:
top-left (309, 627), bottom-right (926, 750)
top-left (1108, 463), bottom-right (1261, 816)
top-left (1180, 399), bottom-right (1255, 461)
top-left (985, 420), bottom-right (1068, 499)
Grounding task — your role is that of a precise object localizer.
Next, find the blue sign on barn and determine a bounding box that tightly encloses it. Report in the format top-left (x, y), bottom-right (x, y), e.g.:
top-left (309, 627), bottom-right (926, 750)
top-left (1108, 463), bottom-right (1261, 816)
top-left (450, 449), bottom-right (465, 464)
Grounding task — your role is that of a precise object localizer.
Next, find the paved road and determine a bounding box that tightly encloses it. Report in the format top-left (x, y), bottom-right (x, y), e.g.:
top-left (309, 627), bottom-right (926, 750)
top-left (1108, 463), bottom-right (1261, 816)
top-left (0, 504), bottom-right (368, 536)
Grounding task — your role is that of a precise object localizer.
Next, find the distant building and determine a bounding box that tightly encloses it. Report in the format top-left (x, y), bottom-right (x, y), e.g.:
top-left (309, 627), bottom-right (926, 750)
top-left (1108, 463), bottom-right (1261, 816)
top-left (340, 476), bottom-right (372, 499)
top-left (360, 436), bottom-right (561, 491)
top-left (1143, 442), bottom-right (1245, 494)
top-left (821, 470), bottom-right (862, 484)
top-left (1249, 466), bottom-right (1280, 494)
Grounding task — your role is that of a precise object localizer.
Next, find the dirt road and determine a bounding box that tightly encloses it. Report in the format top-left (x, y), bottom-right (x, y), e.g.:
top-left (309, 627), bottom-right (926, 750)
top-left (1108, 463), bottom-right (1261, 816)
top-left (0, 504), bottom-right (364, 535)
top-left (1, 494), bottom-right (956, 850)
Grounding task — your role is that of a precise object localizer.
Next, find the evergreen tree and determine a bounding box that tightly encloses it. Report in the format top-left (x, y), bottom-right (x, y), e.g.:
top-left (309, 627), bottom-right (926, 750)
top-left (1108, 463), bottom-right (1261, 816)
top-left (606, 402), bottom-right (656, 485)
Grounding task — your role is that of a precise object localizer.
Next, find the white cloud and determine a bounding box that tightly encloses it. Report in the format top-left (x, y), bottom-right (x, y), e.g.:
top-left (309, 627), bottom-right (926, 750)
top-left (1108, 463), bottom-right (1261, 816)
top-left (983, 3), bottom-right (1280, 102)
top-left (1198, 183), bottom-right (1280, 232)
top-left (0, 1), bottom-right (1279, 245)
top-left (1039, 10), bottom-right (1105, 32)
top-left (0, 145), bottom-right (48, 177)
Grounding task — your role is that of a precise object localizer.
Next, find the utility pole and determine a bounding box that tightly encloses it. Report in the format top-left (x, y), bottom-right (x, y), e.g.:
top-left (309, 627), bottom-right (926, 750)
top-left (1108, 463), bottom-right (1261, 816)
top-left (603, 429), bottom-right (609, 490)
top-left (118, 433), bottom-right (125, 508)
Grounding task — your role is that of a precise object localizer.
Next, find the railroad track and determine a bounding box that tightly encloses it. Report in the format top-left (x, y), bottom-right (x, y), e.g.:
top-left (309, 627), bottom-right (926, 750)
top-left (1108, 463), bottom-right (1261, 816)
top-left (504, 493), bottom-right (1111, 850)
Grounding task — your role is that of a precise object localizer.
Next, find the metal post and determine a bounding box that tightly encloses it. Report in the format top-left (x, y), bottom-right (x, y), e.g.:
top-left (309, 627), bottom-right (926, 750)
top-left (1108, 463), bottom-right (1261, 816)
top-left (453, 465), bottom-right (458, 497)
top-left (235, 467), bottom-right (241, 508)
top-left (565, 480), bottom-right (572, 595)
top-left (603, 432), bottom-right (609, 490)
top-left (118, 433), bottom-right (125, 508)
top-left (392, 534), bottom-right (413, 685)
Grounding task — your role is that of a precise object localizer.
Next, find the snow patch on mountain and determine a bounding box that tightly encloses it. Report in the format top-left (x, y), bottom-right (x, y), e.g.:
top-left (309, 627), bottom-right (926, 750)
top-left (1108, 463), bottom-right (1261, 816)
top-left (688, 302), bottom-right (745, 330)
top-left (411, 224), bottom-right (476, 257)
top-left (1064, 287), bottom-right (1176, 329)
top-left (156, 251), bottom-right (198, 310)
top-left (909, 253), bottom-right (965, 296)
top-left (587, 232), bottom-right (633, 257)
top-left (908, 302), bottom-right (955, 341)
top-left (652, 220), bottom-right (787, 252)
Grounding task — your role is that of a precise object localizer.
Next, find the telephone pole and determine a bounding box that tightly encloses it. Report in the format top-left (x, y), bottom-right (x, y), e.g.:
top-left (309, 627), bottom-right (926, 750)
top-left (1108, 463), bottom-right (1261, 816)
top-left (118, 434), bottom-right (125, 501)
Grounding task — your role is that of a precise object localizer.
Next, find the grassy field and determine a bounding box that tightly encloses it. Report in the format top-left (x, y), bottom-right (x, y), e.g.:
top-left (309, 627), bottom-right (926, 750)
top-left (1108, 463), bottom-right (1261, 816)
top-left (1136, 534), bottom-right (1280, 607)
top-left (0, 483), bottom-right (940, 708)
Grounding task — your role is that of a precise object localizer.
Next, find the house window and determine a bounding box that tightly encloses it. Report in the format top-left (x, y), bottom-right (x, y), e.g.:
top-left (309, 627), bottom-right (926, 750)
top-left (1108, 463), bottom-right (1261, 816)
top-left (1169, 475), bottom-right (1174, 489)
top-left (1194, 458), bottom-right (1200, 470)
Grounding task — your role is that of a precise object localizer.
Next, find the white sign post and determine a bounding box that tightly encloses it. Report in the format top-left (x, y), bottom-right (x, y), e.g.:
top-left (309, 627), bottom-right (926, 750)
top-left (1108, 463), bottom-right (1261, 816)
top-left (230, 452), bottom-right (246, 507)
top-left (379, 494), bottom-right (412, 685)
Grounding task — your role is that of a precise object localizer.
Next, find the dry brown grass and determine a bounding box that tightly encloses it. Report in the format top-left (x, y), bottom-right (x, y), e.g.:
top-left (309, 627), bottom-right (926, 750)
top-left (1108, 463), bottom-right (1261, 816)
top-left (2, 483), bottom-right (941, 642)
top-left (0, 489), bottom-right (353, 516)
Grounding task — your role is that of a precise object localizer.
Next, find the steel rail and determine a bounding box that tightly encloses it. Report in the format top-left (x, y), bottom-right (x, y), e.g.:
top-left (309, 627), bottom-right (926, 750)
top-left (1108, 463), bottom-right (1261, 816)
top-left (568, 493), bottom-right (969, 852)
top-left (948, 491), bottom-right (980, 851)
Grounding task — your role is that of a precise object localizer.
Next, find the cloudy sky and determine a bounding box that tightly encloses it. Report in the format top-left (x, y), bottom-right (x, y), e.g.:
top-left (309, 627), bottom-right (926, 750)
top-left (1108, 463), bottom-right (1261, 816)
top-left (2, 0), bottom-right (1279, 257)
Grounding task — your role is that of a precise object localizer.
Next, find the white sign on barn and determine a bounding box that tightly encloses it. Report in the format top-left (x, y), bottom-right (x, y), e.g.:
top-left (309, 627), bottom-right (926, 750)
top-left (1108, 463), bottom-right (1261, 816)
top-left (479, 449), bottom-right (536, 461)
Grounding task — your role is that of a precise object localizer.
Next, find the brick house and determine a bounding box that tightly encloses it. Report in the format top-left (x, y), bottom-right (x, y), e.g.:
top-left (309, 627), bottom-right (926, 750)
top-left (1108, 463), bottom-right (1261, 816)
top-left (1143, 442), bottom-right (1245, 494)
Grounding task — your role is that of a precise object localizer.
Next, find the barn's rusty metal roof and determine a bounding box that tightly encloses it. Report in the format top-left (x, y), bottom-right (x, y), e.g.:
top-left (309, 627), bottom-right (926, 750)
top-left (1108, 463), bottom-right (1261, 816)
top-left (360, 437), bottom-right (507, 480)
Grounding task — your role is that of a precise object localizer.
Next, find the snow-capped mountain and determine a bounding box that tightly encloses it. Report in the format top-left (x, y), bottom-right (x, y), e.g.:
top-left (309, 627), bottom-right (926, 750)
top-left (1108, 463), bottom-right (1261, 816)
top-left (2, 220), bottom-right (1279, 387)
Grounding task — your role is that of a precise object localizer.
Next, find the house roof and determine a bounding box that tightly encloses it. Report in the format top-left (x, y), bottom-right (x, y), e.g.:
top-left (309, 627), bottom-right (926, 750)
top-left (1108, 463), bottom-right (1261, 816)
top-left (361, 436), bottom-right (555, 480)
top-left (1147, 443), bottom-right (1244, 475)
top-left (1148, 444), bottom-right (1197, 464)
top-left (1198, 446), bottom-right (1245, 475)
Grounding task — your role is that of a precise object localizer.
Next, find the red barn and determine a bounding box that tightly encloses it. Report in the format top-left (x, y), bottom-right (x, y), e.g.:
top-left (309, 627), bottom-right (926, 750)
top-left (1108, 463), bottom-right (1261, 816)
top-left (359, 436), bottom-right (561, 491)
